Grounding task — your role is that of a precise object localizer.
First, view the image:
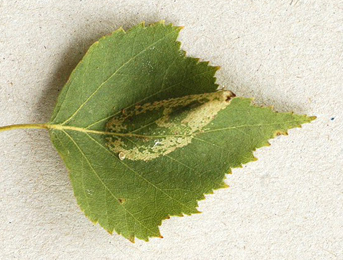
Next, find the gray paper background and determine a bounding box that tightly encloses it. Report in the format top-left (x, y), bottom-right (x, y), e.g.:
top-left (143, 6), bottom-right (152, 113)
top-left (0, 1), bottom-right (342, 259)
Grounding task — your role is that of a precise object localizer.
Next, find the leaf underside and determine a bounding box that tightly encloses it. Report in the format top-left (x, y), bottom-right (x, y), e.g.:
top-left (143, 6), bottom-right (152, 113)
top-left (49, 21), bottom-right (314, 241)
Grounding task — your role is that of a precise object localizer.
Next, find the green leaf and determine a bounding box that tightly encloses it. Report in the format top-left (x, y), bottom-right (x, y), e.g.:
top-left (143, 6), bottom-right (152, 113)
top-left (47, 21), bottom-right (315, 241)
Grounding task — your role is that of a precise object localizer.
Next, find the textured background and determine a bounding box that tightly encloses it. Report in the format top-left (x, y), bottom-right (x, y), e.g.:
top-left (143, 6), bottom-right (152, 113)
top-left (0, 1), bottom-right (342, 259)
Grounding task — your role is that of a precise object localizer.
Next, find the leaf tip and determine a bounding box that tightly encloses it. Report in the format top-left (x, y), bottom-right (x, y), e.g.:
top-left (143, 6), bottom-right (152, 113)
top-left (309, 115), bottom-right (317, 121)
top-left (178, 25), bottom-right (185, 31)
top-left (117, 26), bottom-right (126, 33)
top-left (128, 236), bottom-right (135, 243)
top-left (221, 183), bottom-right (229, 188)
top-left (214, 66), bottom-right (221, 71)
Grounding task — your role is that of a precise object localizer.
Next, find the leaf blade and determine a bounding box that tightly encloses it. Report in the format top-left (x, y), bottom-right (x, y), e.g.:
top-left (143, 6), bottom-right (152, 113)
top-left (48, 22), bottom-right (315, 241)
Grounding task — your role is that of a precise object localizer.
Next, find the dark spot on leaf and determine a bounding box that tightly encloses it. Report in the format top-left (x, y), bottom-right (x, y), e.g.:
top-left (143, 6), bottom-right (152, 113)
top-left (225, 92), bottom-right (236, 101)
top-left (118, 198), bottom-right (125, 204)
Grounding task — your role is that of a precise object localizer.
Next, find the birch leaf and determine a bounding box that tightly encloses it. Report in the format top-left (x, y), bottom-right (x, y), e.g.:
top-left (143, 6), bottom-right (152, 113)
top-left (47, 21), bottom-right (315, 241)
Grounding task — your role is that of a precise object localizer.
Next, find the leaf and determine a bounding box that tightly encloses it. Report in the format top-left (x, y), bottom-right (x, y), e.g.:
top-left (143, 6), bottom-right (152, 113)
top-left (47, 21), bottom-right (315, 241)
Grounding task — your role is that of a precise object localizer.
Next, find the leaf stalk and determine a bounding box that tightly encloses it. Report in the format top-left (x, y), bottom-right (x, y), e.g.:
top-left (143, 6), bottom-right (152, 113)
top-left (0, 124), bottom-right (48, 133)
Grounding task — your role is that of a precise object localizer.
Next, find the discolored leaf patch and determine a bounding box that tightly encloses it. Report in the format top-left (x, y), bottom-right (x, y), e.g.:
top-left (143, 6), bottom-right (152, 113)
top-left (106, 91), bottom-right (235, 161)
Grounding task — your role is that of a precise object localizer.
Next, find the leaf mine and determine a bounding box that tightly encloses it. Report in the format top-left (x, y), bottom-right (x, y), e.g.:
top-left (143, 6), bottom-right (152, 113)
top-left (106, 90), bottom-right (235, 161)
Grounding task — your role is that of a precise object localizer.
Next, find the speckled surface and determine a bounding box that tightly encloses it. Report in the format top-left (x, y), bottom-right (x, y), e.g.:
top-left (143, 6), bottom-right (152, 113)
top-left (0, 1), bottom-right (342, 259)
